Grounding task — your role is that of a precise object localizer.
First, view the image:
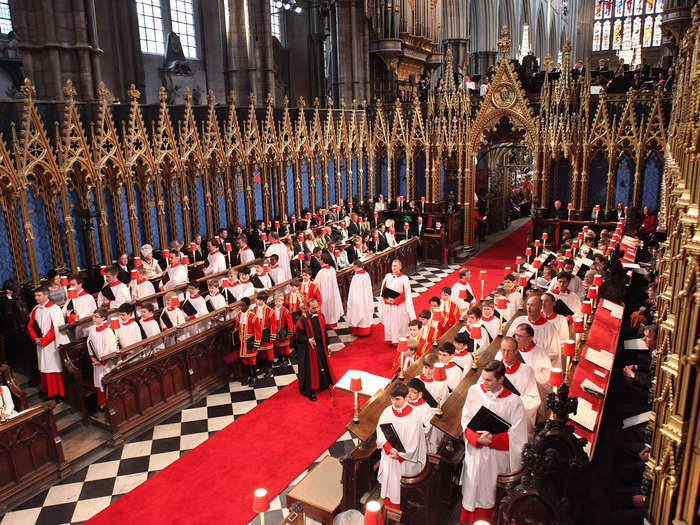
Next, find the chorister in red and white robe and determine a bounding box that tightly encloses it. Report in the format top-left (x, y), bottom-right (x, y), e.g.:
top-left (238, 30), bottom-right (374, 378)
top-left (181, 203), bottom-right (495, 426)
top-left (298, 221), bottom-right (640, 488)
top-left (117, 317), bottom-right (143, 348)
top-left (496, 343), bottom-right (552, 421)
top-left (499, 359), bottom-right (540, 435)
top-left (504, 289), bottom-right (522, 322)
top-left (376, 403), bottom-right (427, 508)
top-left (439, 298), bottom-right (461, 336)
top-left (444, 360), bottom-right (463, 392)
top-left (236, 309), bottom-right (257, 365)
top-left (284, 289), bottom-right (304, 316)
top-left (273, 304), bottom-right (294, 356)
top-left (407, 396), bottom-right (433, 453)
top-left (183, 291), bottom-right (208, 336)
top-left (62, 289), bottom-right (97, 338)
top-left (453, 346), bottom-right (474, 372)
top-left (550, 288), bottom-right (583, 316)
top-left (140, 315), bottom-right (164, 350)
top-left (206, 290), bottom-right (227, 316)
top-left (299, 280), bottom-right (322, 307)
top-left (98, 280), bottom-right (131, 311)
top-left (378, 272), bottom-right (415, 344)
top-left (417, 373), bottom-right (449, 452)
top-left (266, 241), bottom-right (292, 282)
top-left (548, 274), bottom-right (585, 299)
top-left (460, 384), bottom-right (527, 522)
top-left (268, 264), bottom-right (285, 288)
top-left (238, 245), bottom-right (255, 267)
top-left (506, 314), bottom-right (561, 364)
top-left (544, 311), bottom-right (570, 367)
top-left (204, 249), bottom-right (227, 275)
top-left (27, 300), bottom-right (69, 397)
top-left (451, 279), bottom-right (476, 314)
top-left (252, 302), bottom-right (278, 361)
top-left (133, 278), bottom-right (156, 304)
top-left (346, 269), bottom-right (374, 336)
top-left (480, 312), bottom-right (501, 341)
top-left (314, 265), bottom-right (344, 328)
top-left (162, 262), bottom-right (188, 300)
top-left (87, 322), bottom-right (117, 406)
top-left (233, 279), bottom-right (255, 301)
top-left (253, 269), bottom-right (273, 290)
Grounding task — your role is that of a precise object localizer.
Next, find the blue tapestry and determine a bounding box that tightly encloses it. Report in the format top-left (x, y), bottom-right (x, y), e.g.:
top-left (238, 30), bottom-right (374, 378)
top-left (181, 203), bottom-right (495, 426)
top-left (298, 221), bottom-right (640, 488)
top-left (641, 153), bottom-right (661, 211)
top-left (236, 191), bottom-right (246, 226)
top-left (351, 158), bottom-right (358, 199)
top-left (338, 158), bottom-right (346, 201)
top-left (172, 182), bottom-right (185, 242)
top-left (103, 189), bottom-right (119, 258)
top-left (195, 178), bottom-right (208, 231)
top-left (315, 160), bottom-right (323, 208)
top-left (132, 187), bottom-right (145, 251)
top-left (397, 154), bottom-right (406, 197)
top-left (27, 189), bottom-right (54, 274)
top-left (147, 184), bottom-right (160, 249)
top-left (89, 190), bottom-right (102, 264)
top-left (328, 159), bottom-right (336, 204)
top-left (376, 153), bottom-right (388, 197)
top-left (556, 160), bottom-right (570, 204)
top-left (301, 160), bottom-right (310, 209)
top-left (67, 190), bottom-right (86, 269)
top-left (588, 155), bottom-right (608, 208)
top-left (286, 163), bottom-right (295, 216)
top-left (0, 207), bottom-right (13, 283)
top-left (414, 152), bottom-right (426, 198)
top-left (119, 187), bottom-right (133, 255)
top-left (614, 154), bottom-right (633, 206)
top-left (440, 162), bottom-right (445, 200)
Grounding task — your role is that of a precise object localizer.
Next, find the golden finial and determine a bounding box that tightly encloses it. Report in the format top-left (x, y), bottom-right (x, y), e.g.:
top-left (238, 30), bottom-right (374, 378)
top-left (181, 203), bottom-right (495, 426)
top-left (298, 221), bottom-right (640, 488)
top-left (563, 40), bottom-right (572, 54)
top-left (97, 82), bottom-right (112, 101)
top-left (543, 53), bottom-right (554, 73)
top-left (21, 78), bottom-right (36, 99)
top-left (63, 80), bottom-right (77, 100)
top-left (351, 99), bottom-right (357, 110)
top-left (228, 91), bottom-right (237, 106)
top-left (497, 25), bottom-right (512, 56)
top-left (183, 89), bottom-right (192, 104)
top-left (327, 96), bottom-right (333, 109)
top-left (340, 98), bottom-right (346, 110)
top-left (207, 90), bottom-right (216, 106)
top-left (283, 96), bottom-right (289, 107)
top-left (298, 96), bottom-right (306, 109)
top-left (128, 84), bottom-right (141, 102)
top-left (265, 92), bottom-right (274, 106)
top-left (249, 92), bottom-right (256, 106)
top-left (394, 98), bottom-right (401, 111)
top-left (158, 86), bottom-right (168, 103)
top-left (313, 97), bottom-right (320, 108)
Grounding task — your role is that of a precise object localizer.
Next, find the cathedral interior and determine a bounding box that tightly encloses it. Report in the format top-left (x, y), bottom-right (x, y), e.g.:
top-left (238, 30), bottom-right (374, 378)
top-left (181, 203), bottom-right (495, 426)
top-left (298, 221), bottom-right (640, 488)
top-left (0, 0), bottom-right (698, 524)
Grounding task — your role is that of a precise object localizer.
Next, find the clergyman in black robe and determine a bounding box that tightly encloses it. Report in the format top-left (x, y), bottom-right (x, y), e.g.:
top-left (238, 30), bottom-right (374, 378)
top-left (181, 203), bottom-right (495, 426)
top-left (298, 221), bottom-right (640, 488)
top-left (294, 298), bottom-right (334, 401)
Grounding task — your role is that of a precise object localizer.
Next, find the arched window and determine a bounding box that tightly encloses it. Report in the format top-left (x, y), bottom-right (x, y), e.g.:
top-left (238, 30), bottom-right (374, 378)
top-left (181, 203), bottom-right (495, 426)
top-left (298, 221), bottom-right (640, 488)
top-left (136, 0), bottom-right (165, 54)
top-left (602, 21), bottom-right (611, 50)
top-left (652, 14), bottom-right (662, 46)
top-left (0, 0), bottom-right (12, 34)
top-left (593, 22), bottom-right (602, 52)
top-left (643, 15), bottom-right (653, 46)
top-left (270, 0), bottom-right (285, 44)
top-left (136, 0), bottom-right (198, 58)
top-left (170, 0), bottom-right (197, 59)
top-left (597, 0), bottom-right (658, 54)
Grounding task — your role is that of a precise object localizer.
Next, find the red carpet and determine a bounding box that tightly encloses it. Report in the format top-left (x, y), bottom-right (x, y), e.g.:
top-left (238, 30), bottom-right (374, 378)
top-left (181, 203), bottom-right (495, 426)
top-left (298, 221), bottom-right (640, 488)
top-left (87, 221), bottom-right (530, 525)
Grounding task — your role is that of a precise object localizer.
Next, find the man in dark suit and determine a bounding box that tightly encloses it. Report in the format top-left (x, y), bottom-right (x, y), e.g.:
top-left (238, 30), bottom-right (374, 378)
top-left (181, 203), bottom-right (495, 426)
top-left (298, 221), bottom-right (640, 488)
top-left (410, 215), bottom-right (425, 238)
top-left (345, 242), bottom-right (359, 264)
top-left (547, 200), bottom-right (567, 220)
top-left (522, 50), bottom-right (538, 75)
top-left (189, 233), bottom-right (205, 261)
top-left (572, 59), bottom-right (585, 79)
top-left (217, 228), bottom-right (229, 253)
top-left (116, 253), bottom-right (132, 285)
top-left (638, 57), bottom-right (650, 79)
top-left (347, 213), bottom-right (361, 237)
top-left (609, 201), bottom-right (626, 222)
top-left (376, 224), bottom-right (390, 251)
top-left (310, 247), bottom-right (323, 278)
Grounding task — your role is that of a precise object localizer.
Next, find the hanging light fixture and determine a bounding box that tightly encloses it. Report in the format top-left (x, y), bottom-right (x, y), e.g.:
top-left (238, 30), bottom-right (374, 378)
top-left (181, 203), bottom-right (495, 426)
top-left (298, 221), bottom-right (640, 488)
top-left (275, 0), bottom-right (303, 13)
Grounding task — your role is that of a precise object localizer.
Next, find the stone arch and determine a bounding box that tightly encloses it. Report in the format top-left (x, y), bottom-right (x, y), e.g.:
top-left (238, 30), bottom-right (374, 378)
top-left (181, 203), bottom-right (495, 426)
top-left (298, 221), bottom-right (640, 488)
top-left (549, 21), bottom-right (559, 58)
top-left (535, 5), bottom-right (546, 58)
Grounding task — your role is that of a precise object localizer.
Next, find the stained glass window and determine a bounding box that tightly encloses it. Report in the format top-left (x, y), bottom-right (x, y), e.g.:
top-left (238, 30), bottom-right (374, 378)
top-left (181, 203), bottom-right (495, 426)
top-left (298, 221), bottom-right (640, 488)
top-left (0, 0), bottom-right (11, 34)
top-left (604, 0), bottom-right (613, 18)
top-left (634, 0), bottom-right (643, 15)
top-left (632, 17), bottom-right (642, 46)
top-left (643, 15), bottom-right (653, 46)
top-left (645, 0), bottom-right (654, 13)
top-left (615, 0), bottom-right (624, 17)
top-left (593, 21), bottom-right (602, 51)
top-left (655, 0), bottom-right (663, 13)
top-left (623, 17), bottom-right (632, 47)
top-left (624, 0), bottom-right (633, 16)
top-left (613, 19), bottom-right (623, 49)
top-left (595, 0), bottom-right (603, 19)
top-left (652, 14), bottom-right (662, 46)
top-left (602, 20), bottom-right (612, 50)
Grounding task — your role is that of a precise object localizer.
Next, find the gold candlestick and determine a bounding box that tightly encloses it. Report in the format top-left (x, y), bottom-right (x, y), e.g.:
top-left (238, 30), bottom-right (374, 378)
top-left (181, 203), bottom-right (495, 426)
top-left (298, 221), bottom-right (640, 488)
top-left (353, 391), bottom-right (359, 424)
top-left (436, 395), bottom-right (443, 417)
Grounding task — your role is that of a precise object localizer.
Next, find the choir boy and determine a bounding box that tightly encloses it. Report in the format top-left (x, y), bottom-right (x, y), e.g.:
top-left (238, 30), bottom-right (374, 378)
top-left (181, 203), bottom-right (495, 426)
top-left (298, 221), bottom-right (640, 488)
top-left (346, 259), bottom-right (374, 336)
top-left (232, 297), bottom-right (257, 387)
top-left (116, 303), bottom-right (143, 348)
top-left (503, 273), bottom-right (522, 322)
top-left (460, 360), bottom-right (527, 524)
top-left (206, 280), bottom-right (227, 312)
top-left (452, 330), bottom-right (474, 371)
top-left (417, 354), bottom-right (448, 452)
top-left (439, 286), bottom-right (461, 336)
top-left (252, 291), bottom-right (277, 378)
top-left (63, 275), bottom-right (97, 338)
top-left (236, 235), bottom-right (255, 267)
top-left (376, 382), bottom-right (427, 510)
top-left (204, 238), bottom-right (227, 276)
top-left (159, 251), bottom-right (188, 300)
top-left (548, 258), bottom-right (585, 298)
top-left (98, 266), bottom-right (131, 310)
top-left (506, 295), bottom-right (560, 361)
top-left (300, 265), bottom-right (323, 306)
top-left (459, 306), bottom-right (491, 353)
top-left (437, 341), bottom-right (463, 392)
top-left (132, 267), bottom-right (156, 304)
top-left (138, 303), bottom-right (163, 350)
top-left (315, 254), bottom-right (344, 328)
top-left (417, 310), bottom-right (439, 348)
top-left (87, 309), bottom-right (116, 408)
top-left (268, 254), bottom-right (285, 288)
top-left (234, 267), bottom-right (255, 301)
top-left (273, 292), bottom-right (294, 366)
top-left (27, 286), bottom-right (69, 398)
top-left (160, 292), bottom-right (187, 343)
top-left (378, 260), bottom-right (415, 345)
top-left (480, 299), bottom-right (500, 340)
top-left (223, 268), bottom-right (239, 303)
top-left (408, 318), bottom-right (433, 357)
top-left (451, 267), bottom-right (476, 314)
top-left (550, 272), bottom-right (583, 315)
top-left (265, 231), bottom-right (292, 282)
top-left (285, 278), bottom-right (304, 319)
top-left (407, 377), bottom-right (433, 451)
top-left (251, 262), bottom-right (272, 290)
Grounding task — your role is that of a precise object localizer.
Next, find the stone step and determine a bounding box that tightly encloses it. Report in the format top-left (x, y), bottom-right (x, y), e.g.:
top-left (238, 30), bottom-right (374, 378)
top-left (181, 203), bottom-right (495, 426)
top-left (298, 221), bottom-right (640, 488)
top-left (56, 409), bottom-right (83, 435)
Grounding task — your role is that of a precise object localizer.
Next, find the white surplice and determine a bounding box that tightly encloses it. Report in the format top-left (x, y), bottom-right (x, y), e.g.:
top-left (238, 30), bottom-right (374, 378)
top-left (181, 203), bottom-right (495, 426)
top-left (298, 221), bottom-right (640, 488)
top-left (204, 250), bottom-right (227, 275)
top-left (162, 263), bottom-right (188, 300)
top-left (98, 281), bottom-right (131, 311)
top-left (117, 318), bottom-right (142, 349)
top-left (346, 270), bottom-right (374, 331)
top-left (376, 403), bottom-right (427, 505)
top-left (62, 290), bottom-right (97, 338)
top-left (30, 301), bottom-right (69, 373)
top-left (451, 280), bottom-right (476, 314)
top-left (378, 273), bottom-right (415, 344)
top-left (1, 384), bottom-right (17, 419)
top-left (460, 384), bottom-right (527, 512)
top-left (140, 316), bottom-right (164, 350)
top-left (496, 343), bottom-right (552, 421)
top-left (265, 242), bottom-right (292, 282)
top-left (314, 265), bottom-right (344, 325)
top-left (87, 323), bottom-right (117, 391)
top-left (233, 281), bottom-right (255, 301)
top-left (499, 360), bottom-right (540, 435)
top-left (418, 373), bottom-right (449, 452)
top-left (506, 314), bottom-right (561, 365)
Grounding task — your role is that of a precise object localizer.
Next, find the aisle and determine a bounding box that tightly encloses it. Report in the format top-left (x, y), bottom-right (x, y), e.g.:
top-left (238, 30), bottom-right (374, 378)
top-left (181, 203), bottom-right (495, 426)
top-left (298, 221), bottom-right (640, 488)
top-left (84, 221), bottom-right (529, 525)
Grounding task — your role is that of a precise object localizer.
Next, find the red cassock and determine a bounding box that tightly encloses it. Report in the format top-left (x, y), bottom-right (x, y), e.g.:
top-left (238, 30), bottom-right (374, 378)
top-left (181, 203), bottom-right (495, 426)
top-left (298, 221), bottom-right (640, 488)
top-left (274, 305), bottom-right (294, 356)
top-left (226, 309), bottom-right (257, 365)
top-left (299, 281), bottom-right (322, 307)
top-left (252, 303), bottom-right (278, 361)
top-left (439, 300), bottom-right (461, 336)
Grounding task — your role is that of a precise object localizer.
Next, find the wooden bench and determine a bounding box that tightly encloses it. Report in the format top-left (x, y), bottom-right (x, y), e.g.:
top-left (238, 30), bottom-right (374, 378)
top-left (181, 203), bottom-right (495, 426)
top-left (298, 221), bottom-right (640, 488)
top-left (285, 456), bottom-right (343, 525)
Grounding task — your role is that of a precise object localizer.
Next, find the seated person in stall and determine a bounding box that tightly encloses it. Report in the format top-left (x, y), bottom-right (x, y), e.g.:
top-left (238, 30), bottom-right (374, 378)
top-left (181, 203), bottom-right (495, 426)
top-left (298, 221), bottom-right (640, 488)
top-left (62, 275), bottom-right (97, 338)
top-left (416, 310), bottom-right (439, 348)
top-left (222, 269), bottom-right (239, 303)
top-left (132, 267), bottom-right (156, 305)
top-left (116, 303), bottom-right (144, 349)
top-left (506, 295), bottom-right (561, 362)
top-left (233, 267), bottom-right (255, 301)
top-left (480, 299), bottom-right (501, 340)
top-left (407, 318), bottom-right (433, 357)
top-left (503, 274), bottom-right (522, 322)
top-left (204, 237), bottom-right (227, 276)
top-left (452, 330), bottom-right (474, 372)
top-left (536, 267), bottom-right (557, 290)
top-left (548, 259), bottom-right (585, 298)
top-left (438, 286), bottom-right (461, 336)
top-left (273, 292), bottom-right (294, 366)
top-left (540, 292), bottom-right (570, 366)
top-left (451, 268), bottom-right (476, 315)
top-left (376, 382), bottom-right (427, 511)
top-left (181, 282), bottom-right (208, 334)
top-left (267, 254), bottom-right (285, 287)
top-left (159, 250), bottom-right (189, 301)
top-left (494, 336), bottom-right (540, 436)
top-left (251, 262), bottom-right (272, 290)
top-left (460, 360), bottom-right (527, 525)
top-left (138, 303), bottom-right (163, 350)
top-left (159, 291), bottom-right (187, 345)
top-left (139, 244), bottom-right (163, 279)
top-left (98, 266), bottom-right (132, 311)
top-left (438, 341), bottom-right (463, 392)
top-left (87, 308), bottom-right (117, 409)
top-left (236, 235), bottom-right (256, 267)
top-left (550, 272), bottom-right (583, 315)
top-left (459, 306), bottom-right (491, 354)
top-left (206, 279), bottom-right (227, 312)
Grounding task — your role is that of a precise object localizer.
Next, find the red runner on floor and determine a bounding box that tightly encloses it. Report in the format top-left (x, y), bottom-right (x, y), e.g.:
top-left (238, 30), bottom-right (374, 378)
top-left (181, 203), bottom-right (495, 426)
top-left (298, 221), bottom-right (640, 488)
top-left (87, 222), bottom-right (530, 525)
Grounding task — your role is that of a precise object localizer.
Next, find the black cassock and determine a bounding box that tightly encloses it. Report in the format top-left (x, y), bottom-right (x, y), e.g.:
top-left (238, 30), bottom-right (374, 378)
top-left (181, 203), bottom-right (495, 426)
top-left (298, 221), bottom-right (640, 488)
top-left (294, 312), bottom-right (334, 398)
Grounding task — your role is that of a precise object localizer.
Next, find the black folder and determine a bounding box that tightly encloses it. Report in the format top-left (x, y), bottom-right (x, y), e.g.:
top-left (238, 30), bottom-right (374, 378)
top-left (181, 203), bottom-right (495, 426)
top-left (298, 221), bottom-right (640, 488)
top-left (65, 299), bottom-right (74, 313)
top-left (381, 287), bottom-right (401, 300)
top-left (181, 301), bottom-right (198, 317)
top-left (503, 376), bottom-right (521, 396)
top-left (251, 275), bottom-right (264, 289)
top-left (161, 271), bottom-right (170, 285)
top-left (101, 285), bottom-right (115, 302)
top-left (416, 379), bottom-right (437, 408)
top-left (31, 318), bottom-right (43, 339)
top-left (553, 299), bottom-right (574, 317)
top-left (205, 299), bottom-right (215, 313)
top-left (379, 423), bottom-right (406, 453)
top-left (467, 405), bottom-right (511, 435)
top-left (461, 288), bottom-right (474, 302)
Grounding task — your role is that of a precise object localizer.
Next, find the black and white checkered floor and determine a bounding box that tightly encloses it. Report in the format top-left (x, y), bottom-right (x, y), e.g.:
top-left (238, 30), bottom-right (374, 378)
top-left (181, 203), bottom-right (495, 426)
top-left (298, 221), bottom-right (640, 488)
top-left (1, 263), bottom-right (462, 525)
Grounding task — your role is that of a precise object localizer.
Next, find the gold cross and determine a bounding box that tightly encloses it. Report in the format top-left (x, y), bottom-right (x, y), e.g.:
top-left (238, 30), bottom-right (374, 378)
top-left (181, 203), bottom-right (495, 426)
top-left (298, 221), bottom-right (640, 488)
top-left (497, 25), bottom-right (512, 56)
